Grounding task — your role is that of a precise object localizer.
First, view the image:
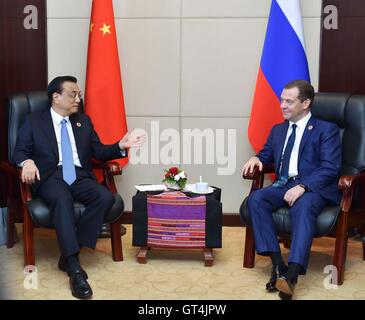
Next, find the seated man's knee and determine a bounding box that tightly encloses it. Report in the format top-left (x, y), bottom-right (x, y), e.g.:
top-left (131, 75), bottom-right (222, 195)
top-left (51, 195), bottom-right (74, 208)
top-left (247, 189), bottom-right (264, 206)
top-left (291, 202), bottom-right (318, 220)
top-left (98, 189), bottom-right (115, 208)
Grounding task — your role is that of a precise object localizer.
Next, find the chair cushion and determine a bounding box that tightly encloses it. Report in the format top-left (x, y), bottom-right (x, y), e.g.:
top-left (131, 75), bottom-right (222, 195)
top-left (239, 197), bottom-right (341, 237)
top-left (26, 193), bottom-right (124, 228)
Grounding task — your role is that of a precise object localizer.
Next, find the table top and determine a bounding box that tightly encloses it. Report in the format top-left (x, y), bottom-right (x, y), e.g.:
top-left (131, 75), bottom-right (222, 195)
top-left (134, 186), bottom-right (222, 202)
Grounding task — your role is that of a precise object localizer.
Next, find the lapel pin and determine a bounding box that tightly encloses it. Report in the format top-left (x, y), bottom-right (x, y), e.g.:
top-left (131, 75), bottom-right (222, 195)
top-left (76, 122), bottom-right (82, 127)
top-left (308, 125), bottom-right (313, 130)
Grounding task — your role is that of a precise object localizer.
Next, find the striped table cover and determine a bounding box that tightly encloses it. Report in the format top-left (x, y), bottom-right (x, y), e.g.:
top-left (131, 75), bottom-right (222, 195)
top-left (146, 191), bottom-right (206, 248)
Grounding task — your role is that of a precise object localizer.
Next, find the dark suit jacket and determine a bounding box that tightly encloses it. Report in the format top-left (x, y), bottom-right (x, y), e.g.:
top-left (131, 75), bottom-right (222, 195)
top-left (13, 110), bottom-right (126, 191)
top-left (257, 115), bottom-right (342, 205)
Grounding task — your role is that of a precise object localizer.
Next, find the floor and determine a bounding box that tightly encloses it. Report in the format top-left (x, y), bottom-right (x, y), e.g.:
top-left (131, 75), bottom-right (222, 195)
top-left (0, 225), bottom-right (364, 300)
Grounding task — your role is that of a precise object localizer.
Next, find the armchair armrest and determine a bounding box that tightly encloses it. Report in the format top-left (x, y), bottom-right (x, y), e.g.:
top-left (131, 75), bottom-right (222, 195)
top-left (338, 172), bottom-right (365, 212)
top-left (0, 161), bottom-right (22, 178)
top-left (338, 173), bottom-right (365, 191)
top-left (242, 163), bottom-right (275, 193)
top-left (92, 160), bottom-right (123, 193)
top-left (0, 161), bottom-right (33, 202)
top-left (242, 163), bottom-right (275, 180)
top-left (19, 180), bottom-right (33, 202)
top-left (92, 160), bottom-right (123, 176)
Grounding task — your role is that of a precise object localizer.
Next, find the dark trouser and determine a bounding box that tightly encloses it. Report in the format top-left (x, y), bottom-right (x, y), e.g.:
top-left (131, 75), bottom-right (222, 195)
top-left (247, 178), bottom-right (329, 272)
top-left (37, 167), bottom-right (115, 257)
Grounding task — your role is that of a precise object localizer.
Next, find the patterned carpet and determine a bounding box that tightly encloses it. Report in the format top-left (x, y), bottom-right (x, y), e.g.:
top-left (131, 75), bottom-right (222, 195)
top-left (0, 224), bottom-right (364, 300)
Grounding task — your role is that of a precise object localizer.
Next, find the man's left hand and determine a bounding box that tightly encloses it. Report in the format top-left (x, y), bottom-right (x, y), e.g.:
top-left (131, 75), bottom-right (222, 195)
top-left (119, 130), bottom-right (147, 150)
top-left (283, 185), bottom-right (306, 207)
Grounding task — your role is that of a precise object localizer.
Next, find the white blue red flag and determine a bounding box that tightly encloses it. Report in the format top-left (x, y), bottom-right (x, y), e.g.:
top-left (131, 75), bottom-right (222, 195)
top-left (248, 0), bottom-right (310, 153)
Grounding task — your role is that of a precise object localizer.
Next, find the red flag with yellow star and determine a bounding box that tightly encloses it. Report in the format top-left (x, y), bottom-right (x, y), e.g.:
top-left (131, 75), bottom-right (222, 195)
top-left (84, 0), bottom-right (128, 170)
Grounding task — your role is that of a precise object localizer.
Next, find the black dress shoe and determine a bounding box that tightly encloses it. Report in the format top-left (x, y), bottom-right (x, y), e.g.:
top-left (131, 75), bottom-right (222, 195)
top-left (58, 256), bottom-right (88, 279)
top-left (266, 265), bottom-right (288, 293)
top-left (99, 224), bottom-right (127, 238)
top-left (275, 275), bottom-right (296, 299)
top-left (278, 291), bottom-right (292, 300)
top-left (69, 271), bottom-right (93, 299)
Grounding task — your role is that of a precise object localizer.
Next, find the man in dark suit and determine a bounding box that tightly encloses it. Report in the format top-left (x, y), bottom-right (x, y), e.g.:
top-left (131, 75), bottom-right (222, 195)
top-left (242, 80), bottom-right (341, 300)
top-left (13, 76), bottom-right (145, 299)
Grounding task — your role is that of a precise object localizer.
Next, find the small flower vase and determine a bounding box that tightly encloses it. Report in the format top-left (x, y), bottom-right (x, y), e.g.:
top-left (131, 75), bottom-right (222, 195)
top-left (165, 182), bottom-right (182, 190)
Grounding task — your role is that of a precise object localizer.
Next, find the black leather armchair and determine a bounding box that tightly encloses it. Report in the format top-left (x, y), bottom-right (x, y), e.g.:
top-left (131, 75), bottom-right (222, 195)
top-left (0, 91), bottom-right (125, 266)
top-left (240, 92), bottom-right (365, 285)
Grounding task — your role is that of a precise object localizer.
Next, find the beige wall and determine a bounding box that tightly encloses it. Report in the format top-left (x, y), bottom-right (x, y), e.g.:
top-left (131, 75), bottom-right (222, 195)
top-left (47, 0), bottom-right (322, 213)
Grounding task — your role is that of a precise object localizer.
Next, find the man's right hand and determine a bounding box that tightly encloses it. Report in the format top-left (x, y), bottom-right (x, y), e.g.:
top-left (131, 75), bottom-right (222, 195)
top-left (242, 156), bottom-right (263, 176)
top-left (21, 160), bottom-right (40, 184)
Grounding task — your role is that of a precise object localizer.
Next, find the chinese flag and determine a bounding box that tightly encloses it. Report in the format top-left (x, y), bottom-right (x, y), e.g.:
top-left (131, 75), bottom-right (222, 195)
top-left (84, 0), bottom-right (128, 169)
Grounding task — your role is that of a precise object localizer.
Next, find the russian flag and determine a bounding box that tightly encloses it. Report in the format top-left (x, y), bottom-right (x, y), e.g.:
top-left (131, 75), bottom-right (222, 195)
top-left (248, 0), bottom-right (310, 153)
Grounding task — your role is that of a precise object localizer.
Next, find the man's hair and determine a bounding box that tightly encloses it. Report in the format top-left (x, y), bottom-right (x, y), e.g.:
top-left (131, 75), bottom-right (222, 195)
top-left (47, 75), bottom-right (77, 103)
top-left (284, 80), bottom-right (314, 107)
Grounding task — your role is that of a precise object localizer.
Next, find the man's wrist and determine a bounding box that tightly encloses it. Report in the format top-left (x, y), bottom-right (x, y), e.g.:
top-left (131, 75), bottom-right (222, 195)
top-left (19, 159), bottom-right (34, 168)
top-left (299, 183), bottom-right (308, 192)
top-left (119, 140), bottom-right (128, 151)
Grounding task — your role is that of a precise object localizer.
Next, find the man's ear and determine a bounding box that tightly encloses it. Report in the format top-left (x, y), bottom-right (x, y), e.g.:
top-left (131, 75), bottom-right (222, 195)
top-left (52, 92), bottom-right (60, 104)
top-left (303, 99), bottom-right (311, 110)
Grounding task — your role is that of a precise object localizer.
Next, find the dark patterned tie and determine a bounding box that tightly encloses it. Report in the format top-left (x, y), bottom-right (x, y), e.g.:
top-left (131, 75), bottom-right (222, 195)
top-left (273, 124), bottom-right (297, 187)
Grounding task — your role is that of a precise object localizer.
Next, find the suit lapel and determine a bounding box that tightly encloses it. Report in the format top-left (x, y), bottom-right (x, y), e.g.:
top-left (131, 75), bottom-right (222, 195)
top-left (275, 121), bottom-right (289, 173)
top-left (41, 111), bottom-right (58, 158)
top-left (298, 116), bottom-right (316, 160)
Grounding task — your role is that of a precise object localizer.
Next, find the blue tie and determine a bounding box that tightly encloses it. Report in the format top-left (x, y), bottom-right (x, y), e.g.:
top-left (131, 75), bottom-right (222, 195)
top-left (273, 124), bottom-right (297, 187)
top-left (61, 119), bottom-right (76, 185)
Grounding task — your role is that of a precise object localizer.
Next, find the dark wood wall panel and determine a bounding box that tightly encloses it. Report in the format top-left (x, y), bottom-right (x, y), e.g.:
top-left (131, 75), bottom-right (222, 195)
top-left (320, 0), bottom-right (365, 94)
top-left (0, 0), bottom-right (47, 206)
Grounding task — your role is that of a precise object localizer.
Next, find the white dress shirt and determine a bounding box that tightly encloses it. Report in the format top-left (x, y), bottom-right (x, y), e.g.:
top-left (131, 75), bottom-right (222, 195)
top-left (281, 112), bottom-right (311, 177)
top-left (50, 107), bottom-right (82, 167)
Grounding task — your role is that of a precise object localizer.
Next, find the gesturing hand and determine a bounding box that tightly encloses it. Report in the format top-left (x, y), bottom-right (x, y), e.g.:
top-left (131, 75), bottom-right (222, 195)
top-left (119, 130), bottom-right (147, 150)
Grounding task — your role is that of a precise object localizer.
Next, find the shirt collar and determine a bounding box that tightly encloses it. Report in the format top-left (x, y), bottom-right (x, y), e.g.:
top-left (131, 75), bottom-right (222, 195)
top-left (50, 107), bottom-right (70, 126)
top-left (289, 111), bottom-right (311, 131)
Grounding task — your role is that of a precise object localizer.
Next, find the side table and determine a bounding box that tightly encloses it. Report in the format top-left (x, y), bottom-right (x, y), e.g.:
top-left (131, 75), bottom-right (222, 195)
top-left (132, 187), bottom-right (222, 266)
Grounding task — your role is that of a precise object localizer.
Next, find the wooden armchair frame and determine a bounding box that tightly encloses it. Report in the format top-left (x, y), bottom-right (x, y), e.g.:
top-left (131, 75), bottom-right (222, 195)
top-left (1, 160), bottom-right (124, 266)
top-left (242, 164), bottom-right (365, 285)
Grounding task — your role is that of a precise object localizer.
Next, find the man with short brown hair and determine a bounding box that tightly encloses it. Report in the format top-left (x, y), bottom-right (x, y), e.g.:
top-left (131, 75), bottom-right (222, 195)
top-left (242, 80), bottom-right (341, 299)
